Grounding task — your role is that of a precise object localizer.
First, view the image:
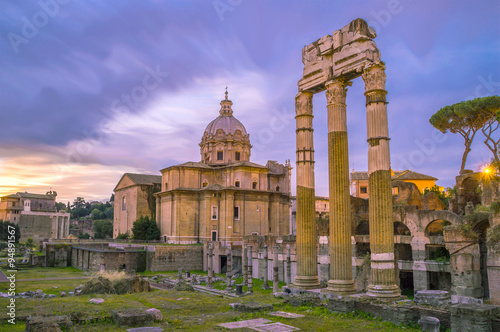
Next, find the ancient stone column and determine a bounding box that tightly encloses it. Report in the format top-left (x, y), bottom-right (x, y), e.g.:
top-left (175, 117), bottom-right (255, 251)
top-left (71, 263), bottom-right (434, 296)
top-left (226, 245), bottom-right (232, 292)
top-left (247, 245), bottom-right (253, 293)
top-left (323, 78), bottom-right (356, 295)
top-left (362, 63), bottom-right (400, 298)
top-left (294, 91), bottom-right (320, 289)
top-left (243, 244), bottom-right (248, 286)
top-left (273, 246), bottom-right (280, 293)
top-left (177, 268), bottom-right (183, 282)
top-left (208, 243), bottom-right (214, 288)
top-left (262, 246), bottom-right (270, 290)
top-left (286, 245), bottom-right (292, 286)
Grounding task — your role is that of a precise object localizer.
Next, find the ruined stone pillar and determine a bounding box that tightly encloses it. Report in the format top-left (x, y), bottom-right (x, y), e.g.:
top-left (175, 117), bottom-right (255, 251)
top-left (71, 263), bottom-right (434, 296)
top-left (262, 246), bottom-right (270, 290)
top-left (243, 244), bottom-right (248, 286)
top-left (286, 245), bottom-right (292, 286)
top-left (323, 79), bottom-right (356, 295)
top-left (273, 246), bottom-right (280, 293)
top-left (247, 245), bottom-right (253, 293)
top-left (226, 245), bottom-right (232, 292)
top-left (177, 268), bottom-right (183, 282)
top-left (294, 91), bottom-right (320, 289)
top-left (362, 63), bottom-right (400, 298)
top-left (208, 243), bottom-right (214, 288)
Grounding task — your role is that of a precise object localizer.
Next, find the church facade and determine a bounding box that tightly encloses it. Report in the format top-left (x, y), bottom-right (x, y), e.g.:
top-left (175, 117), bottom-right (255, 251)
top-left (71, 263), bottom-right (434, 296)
top-left (114, 91), bottom-right (292, 243)
top-left (156, 91), bottom-right (292, 243)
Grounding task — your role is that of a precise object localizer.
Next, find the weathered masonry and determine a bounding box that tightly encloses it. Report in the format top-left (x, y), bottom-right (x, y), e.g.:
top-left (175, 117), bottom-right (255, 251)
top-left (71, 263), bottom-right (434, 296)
top-left (294, 18), bottom-right (400, 297)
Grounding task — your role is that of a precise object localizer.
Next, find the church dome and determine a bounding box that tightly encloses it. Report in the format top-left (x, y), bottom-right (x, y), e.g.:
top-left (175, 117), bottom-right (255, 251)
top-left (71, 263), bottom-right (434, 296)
top-left (204, 114), bottom-right (248, 137)
top-left (200, 90), bottom-right (252, 165)
top-left (203, 91), bottom-right (248, 136)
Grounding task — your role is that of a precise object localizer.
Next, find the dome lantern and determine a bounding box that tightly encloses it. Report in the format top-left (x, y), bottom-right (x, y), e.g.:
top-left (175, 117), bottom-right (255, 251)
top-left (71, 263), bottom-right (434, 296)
top-left (200, 89), bottom-right (252, 165)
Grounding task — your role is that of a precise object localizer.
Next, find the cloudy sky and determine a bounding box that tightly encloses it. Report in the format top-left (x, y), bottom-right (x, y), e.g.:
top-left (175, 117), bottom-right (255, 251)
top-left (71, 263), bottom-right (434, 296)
top-left (0, 0), bottom-right (499, 203)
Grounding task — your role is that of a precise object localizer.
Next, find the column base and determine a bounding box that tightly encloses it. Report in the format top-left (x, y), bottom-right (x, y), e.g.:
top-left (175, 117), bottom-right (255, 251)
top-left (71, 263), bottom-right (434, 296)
top-left (322, 279), bottom-right (356, 295)
top-left (366, 284), bottom-right (401, 298)
top-left (292, 275), bottom-right (320, 289)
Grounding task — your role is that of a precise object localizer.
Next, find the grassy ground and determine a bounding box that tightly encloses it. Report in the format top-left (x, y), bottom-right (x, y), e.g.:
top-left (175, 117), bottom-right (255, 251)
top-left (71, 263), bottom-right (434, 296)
top-left (2, 266), bottom-right (85, 280)
top-left (0, 267), bottom-right (422, 332)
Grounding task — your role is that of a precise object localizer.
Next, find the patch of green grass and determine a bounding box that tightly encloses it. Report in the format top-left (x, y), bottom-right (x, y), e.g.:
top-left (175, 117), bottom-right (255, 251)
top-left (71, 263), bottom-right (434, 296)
top-left (1, 266), bottom-right (85, 280)
top-left (0, 268), bottom-right (423, 331)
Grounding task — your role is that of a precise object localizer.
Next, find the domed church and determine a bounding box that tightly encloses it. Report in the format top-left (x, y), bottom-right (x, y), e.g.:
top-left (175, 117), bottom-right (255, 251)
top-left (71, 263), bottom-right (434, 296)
top-left (113, 91), bottom-right (292, 244)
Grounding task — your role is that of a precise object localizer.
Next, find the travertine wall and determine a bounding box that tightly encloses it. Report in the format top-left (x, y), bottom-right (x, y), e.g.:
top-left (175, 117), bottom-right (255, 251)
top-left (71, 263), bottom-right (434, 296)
top-left (150, 245), bottom-right (203, 272)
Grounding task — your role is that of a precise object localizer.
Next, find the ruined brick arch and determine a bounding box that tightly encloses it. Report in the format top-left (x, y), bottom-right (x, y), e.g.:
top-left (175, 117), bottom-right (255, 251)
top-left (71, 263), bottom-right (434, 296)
top-left (420, 210), bottom-right (463, 236)
top-left (472, 218), bottom-right (490, 239)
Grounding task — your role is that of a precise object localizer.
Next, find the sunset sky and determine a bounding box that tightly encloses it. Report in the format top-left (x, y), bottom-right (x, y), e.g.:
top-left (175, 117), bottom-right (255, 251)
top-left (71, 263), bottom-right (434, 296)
top-left (1, 0), bottom-right (499, 204)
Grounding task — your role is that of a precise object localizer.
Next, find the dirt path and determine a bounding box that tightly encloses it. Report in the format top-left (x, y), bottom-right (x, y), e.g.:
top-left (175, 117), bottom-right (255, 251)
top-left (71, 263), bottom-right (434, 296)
top-left (0, 270), bottom-right (8, 282)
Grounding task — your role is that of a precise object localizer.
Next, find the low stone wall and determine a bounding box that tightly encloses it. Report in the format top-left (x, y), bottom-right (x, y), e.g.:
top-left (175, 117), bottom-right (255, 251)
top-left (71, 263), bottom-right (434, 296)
top-left (71, 246), bottom-right (146, 273)
top-left (149, 245), bottom-right (203, 272)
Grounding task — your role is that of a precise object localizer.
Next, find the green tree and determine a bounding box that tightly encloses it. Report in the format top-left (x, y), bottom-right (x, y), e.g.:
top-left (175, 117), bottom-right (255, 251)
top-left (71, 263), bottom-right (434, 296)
top-left (110, 193), bottom-right (115, 202)
top-left (131, 216), bottom-right (160, 241)
top-left (91, 208), bottom-right (102, 220)
top-left (430, 96), bottom-right (499, 174)
top-left (93, 220), bottom-right (113, 239)
top-left (26, 238), bottom-right (35, 250)
top-left (78, 232), bottom-right (90, 239)
top-left (72, 197), bottom-right (86, 209)
top-left (116, 232), bottom-right (130, 239)
top-left (55, 202), bottom-right (66, 211)
top-left (104, 207), bottom-right (114, 219)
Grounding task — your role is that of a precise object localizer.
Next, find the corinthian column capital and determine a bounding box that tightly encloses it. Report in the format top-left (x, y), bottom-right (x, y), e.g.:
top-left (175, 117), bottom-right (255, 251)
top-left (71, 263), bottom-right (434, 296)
top-left (362, 63), bottom-right (386, 91)
top-left (295, 92), bottom-right (313, 116)
top-left (325, 79), bottom-right (350, 105)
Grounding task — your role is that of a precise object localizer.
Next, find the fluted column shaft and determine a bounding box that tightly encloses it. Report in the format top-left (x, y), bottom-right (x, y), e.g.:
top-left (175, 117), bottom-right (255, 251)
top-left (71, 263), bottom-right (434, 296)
top-left (324, 79), bottom-right (356, 295)
top-left (362, 63), bottom-right (400, 298)
top-left (294, 91), bottom-right (320, 289)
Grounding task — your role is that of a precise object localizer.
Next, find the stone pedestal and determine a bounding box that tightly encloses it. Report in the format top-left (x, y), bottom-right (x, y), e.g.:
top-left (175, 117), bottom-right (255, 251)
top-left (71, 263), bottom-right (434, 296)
top-left (414, 290), bottom-right (451, 307)
top-left (450, 303), bottom-right (499, 332)
top-left (418, 316), bottom-right (440, 332)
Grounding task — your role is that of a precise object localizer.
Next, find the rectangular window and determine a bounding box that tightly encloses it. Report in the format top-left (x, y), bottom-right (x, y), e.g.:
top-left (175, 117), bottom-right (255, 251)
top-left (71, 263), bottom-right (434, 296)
top-left (165, 182), bottom-right (168, 190)
top-left (122, 197), bottom-right (127, 211)
top-left (217, 151), bottom-right (223, 160)
top-left (252, 182), bottom-right (257, 189)
top-left (235, 151), bottom-right (240, 161)
top-left (360, 186), bottom-right (368, 194)
top-left (211, 206), bottom-right (218, 220)
top-left (234, 206), bottom-right (240, 220)
top-left (211, 230), bottom-right (217, 241)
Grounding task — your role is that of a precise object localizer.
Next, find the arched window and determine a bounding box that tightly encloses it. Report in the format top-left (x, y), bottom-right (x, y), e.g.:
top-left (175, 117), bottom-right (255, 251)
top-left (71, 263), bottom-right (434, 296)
top-left (122, 197), bottom-right (126, 211)
top-left (252, 182), bottom-right (257, 189)
top-left (203, 181), bottom-right (208, 187)
top-left (235, 181), bottom-right (240, 188)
